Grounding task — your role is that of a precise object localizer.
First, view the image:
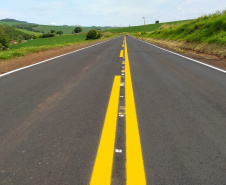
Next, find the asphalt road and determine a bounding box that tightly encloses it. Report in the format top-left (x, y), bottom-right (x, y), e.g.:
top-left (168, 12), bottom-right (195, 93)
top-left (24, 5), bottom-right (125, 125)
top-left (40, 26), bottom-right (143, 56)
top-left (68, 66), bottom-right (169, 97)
top-left (0, 36), bottom-right (226, 185)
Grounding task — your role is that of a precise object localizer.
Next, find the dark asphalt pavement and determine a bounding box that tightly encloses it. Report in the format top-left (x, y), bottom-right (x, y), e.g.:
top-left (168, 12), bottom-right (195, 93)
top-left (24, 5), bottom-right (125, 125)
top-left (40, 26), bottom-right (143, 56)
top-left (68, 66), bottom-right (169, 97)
top-left (0, 36), bottom-right (226, 185)
top-left (0, 37), bottom-right (122, 184)
top-left (127, 37), bottom-right (226, 185)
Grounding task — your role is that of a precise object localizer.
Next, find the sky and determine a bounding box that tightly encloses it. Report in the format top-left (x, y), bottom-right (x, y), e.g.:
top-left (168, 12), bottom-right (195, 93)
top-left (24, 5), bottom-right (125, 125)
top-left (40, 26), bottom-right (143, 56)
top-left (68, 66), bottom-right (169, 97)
top-left (0, 0), bottom-right (225, 26)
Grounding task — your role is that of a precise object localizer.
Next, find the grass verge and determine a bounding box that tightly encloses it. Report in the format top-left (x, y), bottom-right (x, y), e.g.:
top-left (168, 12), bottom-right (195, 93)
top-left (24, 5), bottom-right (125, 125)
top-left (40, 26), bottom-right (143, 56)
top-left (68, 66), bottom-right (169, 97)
top-left (0, 32), bottom-right (116, 60)
top-left (134, 10), bottom-right (226, 59)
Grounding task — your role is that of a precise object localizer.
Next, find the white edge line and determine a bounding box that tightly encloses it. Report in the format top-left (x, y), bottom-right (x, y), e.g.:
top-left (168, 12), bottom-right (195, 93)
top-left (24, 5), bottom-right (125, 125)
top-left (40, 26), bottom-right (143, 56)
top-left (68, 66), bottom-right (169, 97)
top-left (132, 37), bottom-right (226, 74)
top-left (0, 37), bottom-right (118, 78)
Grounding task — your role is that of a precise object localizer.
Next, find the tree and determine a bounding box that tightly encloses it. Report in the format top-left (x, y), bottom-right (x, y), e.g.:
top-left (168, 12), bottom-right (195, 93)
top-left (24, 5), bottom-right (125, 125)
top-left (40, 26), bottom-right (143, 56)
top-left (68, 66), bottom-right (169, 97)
top-left (74, 27), bottom-right (82, 33)
top-left (0, 36), bottom-right (9, 50)
top-left (155, 20), bottom-right (159, 24)
top-left (86, 29), bottom-right (101, 40)
top-left (50, 30), bottom-right (56, 34)
top-left (56, 31), bottom-right (63, 35)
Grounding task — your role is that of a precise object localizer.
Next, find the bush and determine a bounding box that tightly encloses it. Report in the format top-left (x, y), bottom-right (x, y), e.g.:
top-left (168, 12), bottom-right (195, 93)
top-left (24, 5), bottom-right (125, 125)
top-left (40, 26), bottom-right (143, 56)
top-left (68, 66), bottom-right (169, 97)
top-left (33, 35), bottom-right (39, 39)
top-left (86, 29), bottom-right (101, 40)
top-left (39, 33), bottom-right (55, 38)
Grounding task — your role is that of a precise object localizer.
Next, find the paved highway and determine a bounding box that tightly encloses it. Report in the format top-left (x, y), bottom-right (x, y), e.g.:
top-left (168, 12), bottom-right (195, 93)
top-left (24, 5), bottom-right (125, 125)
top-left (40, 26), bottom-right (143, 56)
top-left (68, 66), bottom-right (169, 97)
top-left (0, 36), bottom-right (226, 185)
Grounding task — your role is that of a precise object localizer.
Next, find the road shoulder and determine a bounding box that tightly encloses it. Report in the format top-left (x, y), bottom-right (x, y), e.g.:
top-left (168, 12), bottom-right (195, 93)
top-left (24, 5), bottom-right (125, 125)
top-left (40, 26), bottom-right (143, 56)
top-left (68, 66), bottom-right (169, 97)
top-left (0, 38), bottom-right (115, 75)
top-left (133, 37), bottom-right (226, 70)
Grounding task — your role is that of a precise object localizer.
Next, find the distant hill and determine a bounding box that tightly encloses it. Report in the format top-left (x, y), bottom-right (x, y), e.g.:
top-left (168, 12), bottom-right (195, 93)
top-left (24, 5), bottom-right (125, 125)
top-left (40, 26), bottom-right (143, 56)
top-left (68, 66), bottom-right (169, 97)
top-left (0, 18), bottom-right (117, 34)
top-left (0, 18), bottom-right (28, 24)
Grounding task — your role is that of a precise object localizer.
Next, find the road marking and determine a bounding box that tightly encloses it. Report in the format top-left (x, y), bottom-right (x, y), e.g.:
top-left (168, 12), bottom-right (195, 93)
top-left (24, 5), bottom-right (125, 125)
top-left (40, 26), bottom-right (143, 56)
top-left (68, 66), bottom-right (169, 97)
top-left (0, 37), bottom-right (119, 78)
top-left (120, 50), bottom-right (124, 57)
top-left (120, 82), bottom-right (125, 86)
top-left (90, 76), bottom-right (121, 185)
top-left (132, 37), bottom-right (226, 74)
top-left (125, 37), bottom-right (146, 185)
top-left (115, 149), bottom-right (123, 153)
top-left (122, 44), bottom-right (125, 47)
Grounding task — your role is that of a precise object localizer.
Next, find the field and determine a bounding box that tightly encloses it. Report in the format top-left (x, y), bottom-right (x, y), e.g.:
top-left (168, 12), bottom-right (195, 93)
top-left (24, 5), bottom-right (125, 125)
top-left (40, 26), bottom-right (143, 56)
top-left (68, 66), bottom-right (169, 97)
top-left (0, 32), bottom-right (115, 60)
top-left (34, 25), bottom-right (115, 34)
top-left (9, 34), bottom-right (87, 50)
top-left (105, 20), bottom-right (192, 33)
top-left (15, 28), bottom-right (42, 35)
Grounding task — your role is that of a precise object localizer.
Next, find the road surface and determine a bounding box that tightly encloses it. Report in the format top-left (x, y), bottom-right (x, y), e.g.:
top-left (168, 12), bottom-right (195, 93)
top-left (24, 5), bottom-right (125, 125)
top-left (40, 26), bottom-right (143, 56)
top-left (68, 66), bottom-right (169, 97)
top-left (0, 36), bottom-right (226, 185)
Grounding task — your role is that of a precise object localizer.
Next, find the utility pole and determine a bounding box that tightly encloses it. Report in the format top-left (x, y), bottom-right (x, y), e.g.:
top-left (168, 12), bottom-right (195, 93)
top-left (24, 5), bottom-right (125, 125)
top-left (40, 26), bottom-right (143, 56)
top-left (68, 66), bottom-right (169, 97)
top-left (142, 16), bottom-right (146, 33)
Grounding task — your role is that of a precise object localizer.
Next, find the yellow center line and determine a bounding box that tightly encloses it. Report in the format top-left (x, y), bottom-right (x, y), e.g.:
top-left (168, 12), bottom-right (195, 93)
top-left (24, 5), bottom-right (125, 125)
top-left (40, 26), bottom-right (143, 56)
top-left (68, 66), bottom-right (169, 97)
top-left (90, 76), bottom-right (121, 185)
top-left (125, 37), bottom-right (146, 184)
top-left (120, 50), bottom-right (124, 57)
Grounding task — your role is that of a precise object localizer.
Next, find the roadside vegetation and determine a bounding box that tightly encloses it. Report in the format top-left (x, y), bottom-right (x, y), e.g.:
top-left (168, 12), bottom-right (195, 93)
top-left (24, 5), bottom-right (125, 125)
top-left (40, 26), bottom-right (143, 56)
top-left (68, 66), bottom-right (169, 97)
top-left (136, 10), bottom-right (226, 58)
top-left (147, 10), bottom-right (226, 45)
top-left (86, 29), bottom-right (101, 40)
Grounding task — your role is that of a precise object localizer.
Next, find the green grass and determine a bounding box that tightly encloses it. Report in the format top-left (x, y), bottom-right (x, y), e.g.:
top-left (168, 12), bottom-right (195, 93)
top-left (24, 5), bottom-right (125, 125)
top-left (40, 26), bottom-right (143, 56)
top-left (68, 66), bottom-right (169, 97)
top-left (144, 10), bottom-right (226, 46)
top-left (0, 32), bottom-right (116, 60)
top-left (105, 20), bottom-right (192, 33)
top-left (15, 28), bottom-right (42, 35)
top-left (9, 34), bottom-right (87, 50)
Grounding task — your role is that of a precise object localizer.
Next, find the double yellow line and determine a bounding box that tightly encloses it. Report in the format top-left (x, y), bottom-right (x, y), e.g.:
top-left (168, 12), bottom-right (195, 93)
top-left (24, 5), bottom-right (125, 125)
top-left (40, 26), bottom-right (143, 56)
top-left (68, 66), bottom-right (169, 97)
top-left (90, 37), bottom-right (146, 185)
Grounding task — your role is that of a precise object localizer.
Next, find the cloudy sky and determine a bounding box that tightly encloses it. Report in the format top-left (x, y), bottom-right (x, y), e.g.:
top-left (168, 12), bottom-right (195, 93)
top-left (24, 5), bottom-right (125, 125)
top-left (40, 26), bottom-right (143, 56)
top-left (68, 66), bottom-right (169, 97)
top-left (0, 0), bottom-right (225, 26)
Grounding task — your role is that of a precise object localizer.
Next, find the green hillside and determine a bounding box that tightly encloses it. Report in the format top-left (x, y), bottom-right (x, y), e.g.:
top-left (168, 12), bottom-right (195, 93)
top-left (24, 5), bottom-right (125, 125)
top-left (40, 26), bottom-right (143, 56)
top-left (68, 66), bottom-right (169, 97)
top-left (15, 28), bottom-right (42, 35)
top-left (0, 19), bottom-right (116, 34)
top-left (0, 25), bottom-right (33, 41)
top-left (144, 10), bottom-right (226, 45)
top-left (0, 19), bottom-right (30, 26)
top-left (105, 20), bottom-right (192, 33)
